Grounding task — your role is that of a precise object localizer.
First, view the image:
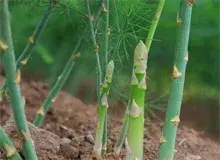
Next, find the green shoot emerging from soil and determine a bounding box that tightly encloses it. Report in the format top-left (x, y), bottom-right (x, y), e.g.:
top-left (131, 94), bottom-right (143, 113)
top-left (114, 0), bottom-right (166, 155)
top-left (126, 40), bottom-right (148, 159)
top-left (94, 60), bottom-right (114, 156)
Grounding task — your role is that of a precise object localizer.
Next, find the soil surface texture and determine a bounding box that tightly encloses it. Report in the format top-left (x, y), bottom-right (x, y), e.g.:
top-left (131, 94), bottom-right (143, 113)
top-left (0, 77), bottom-right (219, 160)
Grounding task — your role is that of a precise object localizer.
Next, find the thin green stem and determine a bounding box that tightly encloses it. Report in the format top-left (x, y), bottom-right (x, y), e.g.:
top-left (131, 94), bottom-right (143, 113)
top-left (0, 126), bottom-right (22, 160)
top-left (144, 0), bottom-right (165, 51)
top-left (33, 0), bottom-right (105, 127)
top-left (104, 0), bottom-right (109, 74)
top-left (158, 1), bottom-right (193, 160)
top-left (33, 51), bottom-right (81, 127)
top-left (114, 0), bottom-right (166, 155)
top-left (0, 1), bottom-right (38, 159)
top-left (94, 60), bottom-right (114, 156)
top-left (0, 0), bottom-right (58, 97)
top-left (102, 0), bottom-right (109, 156)
top-left (85, 0), bottom-right (102, 101)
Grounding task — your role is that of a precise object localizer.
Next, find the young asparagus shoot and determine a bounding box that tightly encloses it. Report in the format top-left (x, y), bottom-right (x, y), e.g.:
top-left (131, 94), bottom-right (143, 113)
top-left (0, 0), bottom-right (58, 97)
top-left (126, 40), bottom-right (148, 160)
top-left (102, 0), bottom-right (109, 156)
top-left (0, 126), bottom-right (22, 160)
top-left (114, 0), bottom-right (166, 155)
top-left (33, 52), bottom-right (81, 127)
top-left (158, 0), bottom-right (193, 160)
top-left (94, 60), bottom-right (114, 157)
top-left (0, 1), bottom-right (38, 159)
top-left (85, 0), bottom-right (102, 100)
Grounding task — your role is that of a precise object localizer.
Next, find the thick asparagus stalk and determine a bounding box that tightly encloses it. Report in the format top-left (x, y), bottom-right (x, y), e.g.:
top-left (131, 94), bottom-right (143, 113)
top-left (126, 41), bottom-right (148, 159)
top-left (0, 0), bottom-right (58, 97)
top-left (33, 52), bottom-right (81, 127)
top-left (94, 60), bottom-right (114, 156)
top-left (0, 1), bottom-right (38, 159)
top-left (0, 126), bottom-right (22, 160)
top-left (158, 1), bottom-right (193, 160)
top-left (114, 0), bottom-right (166, 154)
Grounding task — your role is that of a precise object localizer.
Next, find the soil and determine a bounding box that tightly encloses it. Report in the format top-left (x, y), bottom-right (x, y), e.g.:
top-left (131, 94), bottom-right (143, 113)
top-left (0, 77), bottom-right (219, 160)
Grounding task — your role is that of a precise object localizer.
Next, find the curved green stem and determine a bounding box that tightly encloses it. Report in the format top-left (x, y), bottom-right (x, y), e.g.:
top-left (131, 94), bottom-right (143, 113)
top-left (0, 0), bottom-right (58, 97)
top-left (0, 126), bottom-right (22, 160)
top-left (144, 0), bottom-right (165, 51)
top-left (114, 0), bottom-right (166, 155)
top-left (158, 1), bottom-right (193, 160)
top-left (0, 1), bottom-right (38, 159)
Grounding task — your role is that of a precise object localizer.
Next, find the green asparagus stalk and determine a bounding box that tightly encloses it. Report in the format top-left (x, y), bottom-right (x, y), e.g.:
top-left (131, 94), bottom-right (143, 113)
top-left (0, 126), bottom-right (22, 160)
top-left (0, 0), bottom-right (58, 97)
top-left (85, 0), bottom-right (102, 100)
top-left (33, 0), bottom-right (106, 127)
top-left (33, 52), bottom-right (81, 127)
top-left (102, 0), bottom-right (109, 156)
top-left (114, 0), bottom-right (166, 154)
top-left (94, 60), bottom-right (114, 156)
top-left (126, 41), bottom-right (148, 159)
top-left (0, 1), bottom-right (38, 159)
top-left (158, 1), bottom-right (193, 159)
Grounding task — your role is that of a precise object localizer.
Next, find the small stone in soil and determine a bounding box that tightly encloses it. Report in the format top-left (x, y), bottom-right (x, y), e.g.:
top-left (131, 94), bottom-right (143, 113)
top-left (60, 143), bottom-right (79, 159)
top-left (60, 138), bottom-right (71, 144)
top-left (85, 134), bottom-right (94, 144)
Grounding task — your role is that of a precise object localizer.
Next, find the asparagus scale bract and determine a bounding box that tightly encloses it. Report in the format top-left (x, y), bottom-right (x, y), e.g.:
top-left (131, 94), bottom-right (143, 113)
top-left (158, 0), bottom-right (193, 160)
top-left (0, 0), bottom-right (58, 97)
top-left (0, 126), bottom-right (22, 160)
top-left (0, 1), bottom-right (38, 159)
top-left (114, 0), bottom-right (166, 155)
top-left (94, 60), bottom-right (114, 156)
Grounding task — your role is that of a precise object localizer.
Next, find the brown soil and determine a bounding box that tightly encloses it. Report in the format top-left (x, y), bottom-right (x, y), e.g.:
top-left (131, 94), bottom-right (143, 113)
top-left (0, 77), bottom-right (219, 160)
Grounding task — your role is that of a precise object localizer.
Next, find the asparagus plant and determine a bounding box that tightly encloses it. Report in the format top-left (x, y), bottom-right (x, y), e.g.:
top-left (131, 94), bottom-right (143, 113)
top-left (94, 60), bottom-right (114, 156)
top-left (0, 0), bottom-right (38, 159)
top-left (102, 0), bottom-right (109, 156)
top-left (33, 0), bottom-right (106, 127)
top-left (0, 0), bottom-right (58, 97)
top-left (114, 0), bottom-right (166, 154)
top-left (158, 0), bottom-right (193, 159)
top-left (85, 0), bottom-right (102, 100)
top-left (0, 126), bottom-right (22, 160)
top-left (126, 40), bottom-right (148, 159)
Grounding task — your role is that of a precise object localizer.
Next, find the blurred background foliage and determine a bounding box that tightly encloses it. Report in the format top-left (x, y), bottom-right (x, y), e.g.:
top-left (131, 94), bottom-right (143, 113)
top-left (2, 0), bottom-right (219, 132)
